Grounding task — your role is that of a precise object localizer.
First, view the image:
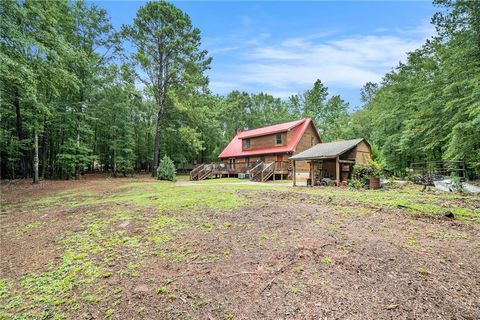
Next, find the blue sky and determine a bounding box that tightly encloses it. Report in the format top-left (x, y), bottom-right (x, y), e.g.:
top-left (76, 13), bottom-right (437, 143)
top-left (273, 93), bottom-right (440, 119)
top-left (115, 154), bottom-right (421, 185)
top-left (93, 1), bottom-right (437, 108)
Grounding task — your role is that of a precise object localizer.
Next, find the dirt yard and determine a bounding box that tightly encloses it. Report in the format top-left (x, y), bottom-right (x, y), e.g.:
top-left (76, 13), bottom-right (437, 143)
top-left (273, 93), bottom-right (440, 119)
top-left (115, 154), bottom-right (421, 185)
top-left (1, 174), bottom-right (479, 319)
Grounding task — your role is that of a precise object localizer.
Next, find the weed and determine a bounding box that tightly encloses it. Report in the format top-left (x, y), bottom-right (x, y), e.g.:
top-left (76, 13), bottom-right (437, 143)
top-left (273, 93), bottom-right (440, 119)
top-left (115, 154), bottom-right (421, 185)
top-left (259, 233), bottom-right (279, 246)
top-left (222, 222), bottom-right (233, 229)
top-left (157, 287), bottom-right (167, 294)
top-left (127, 262), bottom-right (140, 270)
top-left (418, 267), bottom-right (430, 275)
top-left (105, 308), bottom-right (114, 318)
top-left (289, 287), bottom-right (301, 294)
top-left (321, 257), bottom-right (333, 265)
top-left (293, 266), bottom-right (304, 273)
top-left (428, 231), bottom-right (468, 240)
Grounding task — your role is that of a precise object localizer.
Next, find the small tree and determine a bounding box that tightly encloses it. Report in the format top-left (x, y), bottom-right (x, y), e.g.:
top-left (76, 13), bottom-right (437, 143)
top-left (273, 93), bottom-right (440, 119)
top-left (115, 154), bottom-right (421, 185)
top-left (157, 155), bottom-right (176, 181)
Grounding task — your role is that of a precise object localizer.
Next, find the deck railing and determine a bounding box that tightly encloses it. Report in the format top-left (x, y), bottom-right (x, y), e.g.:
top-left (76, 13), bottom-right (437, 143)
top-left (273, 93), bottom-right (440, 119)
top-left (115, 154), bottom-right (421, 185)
top-left (190, 164), bottom-right (205, 180)
top-left (249, 162), bottom-right (264, 181)
top-left (198, 163), bottom-right (214, 180)
top-left (261, 162), bottom-right (275, 182)
top-left (274, 161), bottom-right (290, 172)
top-left (191, 160), bottom-right (291, 181)
top-left (212, 161), bottom-right (260, 174)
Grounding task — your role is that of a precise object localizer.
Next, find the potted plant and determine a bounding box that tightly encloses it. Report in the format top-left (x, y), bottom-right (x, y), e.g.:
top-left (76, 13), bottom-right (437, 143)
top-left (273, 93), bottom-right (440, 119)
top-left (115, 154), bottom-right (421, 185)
top-left (368, 160), bottom-right (383, 189)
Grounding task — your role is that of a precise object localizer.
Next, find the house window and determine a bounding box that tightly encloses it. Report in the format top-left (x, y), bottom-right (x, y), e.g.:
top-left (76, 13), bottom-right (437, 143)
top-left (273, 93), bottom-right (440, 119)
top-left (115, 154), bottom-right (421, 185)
top-left (275, 134), bottom-right (282, 145)
top-left (245, 139), bottom-right (251, 149)
top-left (311, 137), bottom-right (315, 146)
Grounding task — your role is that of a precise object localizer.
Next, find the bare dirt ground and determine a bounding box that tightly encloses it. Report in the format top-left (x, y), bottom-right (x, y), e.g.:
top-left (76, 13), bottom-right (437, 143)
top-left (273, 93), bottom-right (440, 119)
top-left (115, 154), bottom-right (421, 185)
top-left (1, 174), bottom-right (479, 319)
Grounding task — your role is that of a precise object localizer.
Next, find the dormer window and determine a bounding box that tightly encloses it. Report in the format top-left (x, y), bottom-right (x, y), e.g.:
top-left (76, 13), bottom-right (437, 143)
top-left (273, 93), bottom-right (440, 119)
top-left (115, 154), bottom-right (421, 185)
top-left (245, 138), bottom-right (251, 149)
top-left (275, 134), bottom-right (282, 145)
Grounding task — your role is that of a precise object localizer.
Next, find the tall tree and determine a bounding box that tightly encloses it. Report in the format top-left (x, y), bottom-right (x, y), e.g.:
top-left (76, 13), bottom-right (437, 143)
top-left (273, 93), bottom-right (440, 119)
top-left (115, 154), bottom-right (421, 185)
top-left (122, 1), bottom-right (211, 176)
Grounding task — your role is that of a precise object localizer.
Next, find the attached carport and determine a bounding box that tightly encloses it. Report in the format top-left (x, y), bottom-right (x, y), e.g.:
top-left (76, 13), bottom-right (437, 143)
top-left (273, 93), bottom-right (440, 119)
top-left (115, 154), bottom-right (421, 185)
top-left (289, 139), bottom-right (371, 186)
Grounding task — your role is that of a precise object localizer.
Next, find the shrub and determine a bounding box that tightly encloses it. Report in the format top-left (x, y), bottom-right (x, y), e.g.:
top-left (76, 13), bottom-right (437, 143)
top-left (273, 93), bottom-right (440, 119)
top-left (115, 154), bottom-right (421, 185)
top-left (350, 160), bottom-right (384, 189)
top-left (157, 156), bottom-right (176, 181)
top-left (348, 178), bottom-right (365, 189)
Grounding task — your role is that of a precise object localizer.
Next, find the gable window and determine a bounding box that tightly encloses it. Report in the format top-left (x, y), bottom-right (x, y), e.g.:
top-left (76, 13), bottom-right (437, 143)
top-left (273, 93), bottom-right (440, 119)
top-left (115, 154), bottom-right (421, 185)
top-left (275, 134), bottom-right (282, 145)
top-left (245, 139), bottom-right (251, 149)
top-left (311, 137), bottom-right (315, 146)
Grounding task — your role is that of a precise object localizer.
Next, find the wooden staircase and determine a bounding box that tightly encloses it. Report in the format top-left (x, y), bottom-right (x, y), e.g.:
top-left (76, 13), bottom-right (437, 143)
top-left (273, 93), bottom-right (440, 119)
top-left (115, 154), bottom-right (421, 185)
top-left (190, 164), bottom-right (214, 181)
top-left (249, 162), bottom-right (275, 182)
top-left (198, 164), bottom-right (214, 180)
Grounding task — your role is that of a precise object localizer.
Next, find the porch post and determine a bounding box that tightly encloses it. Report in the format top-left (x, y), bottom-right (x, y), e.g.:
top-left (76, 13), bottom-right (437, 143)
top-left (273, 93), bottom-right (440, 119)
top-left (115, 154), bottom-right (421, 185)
top-left (309, 161), bottom-right (312, 186)
top-left (335, 156), bottom-right (340, 186)
top-left (293, 161), bottom-right (297, 187)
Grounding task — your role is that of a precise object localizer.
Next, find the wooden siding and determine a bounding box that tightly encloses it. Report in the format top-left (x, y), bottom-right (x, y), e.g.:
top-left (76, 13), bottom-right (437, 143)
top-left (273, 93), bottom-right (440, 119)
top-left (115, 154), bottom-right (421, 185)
top-left (224, 122), bottom-right (321, 173)
top-left (221, 154), bottom-right (288, 165)
top-left (242, 132), bottom-right (287, 151)
top-left (294, 123), bottom-right (320, 153)
top-left (338, 140), bottom-right (371, 164)
top-left (354, 140), bottom-right (371, 163)
top-left (293, 123), bottom-right (320, 171)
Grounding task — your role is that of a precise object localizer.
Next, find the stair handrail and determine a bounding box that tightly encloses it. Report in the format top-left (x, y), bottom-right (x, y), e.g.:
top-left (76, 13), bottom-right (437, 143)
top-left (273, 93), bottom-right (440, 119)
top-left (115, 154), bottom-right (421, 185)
top-left (249, 161), bottom-right (264, 181)
top-left (190, 164), bottom-right (204, 180)
top-left (261, 162), bottom-right (275, 182)
top-left (199, 163), bottom-right (214, 180)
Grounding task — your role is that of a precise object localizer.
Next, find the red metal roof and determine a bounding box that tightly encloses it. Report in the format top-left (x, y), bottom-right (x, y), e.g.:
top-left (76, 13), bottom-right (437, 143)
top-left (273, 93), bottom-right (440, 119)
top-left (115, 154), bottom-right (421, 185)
top-left (219, 118), bottom-right (319, 158)
top-left (237, 119), bottom-right (305, 139)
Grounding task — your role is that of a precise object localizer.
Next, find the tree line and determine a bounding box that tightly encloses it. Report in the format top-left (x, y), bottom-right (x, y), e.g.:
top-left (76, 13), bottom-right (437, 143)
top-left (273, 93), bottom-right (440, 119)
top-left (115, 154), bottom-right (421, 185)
top-left (1, 0), bottom-right (478, 182)
top-left (344, 0), bottom-right (480, 177)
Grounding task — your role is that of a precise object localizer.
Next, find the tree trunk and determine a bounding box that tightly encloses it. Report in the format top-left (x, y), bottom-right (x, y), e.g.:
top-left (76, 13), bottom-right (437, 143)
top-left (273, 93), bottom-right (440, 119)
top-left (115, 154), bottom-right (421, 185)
top-left (33, 127), bottom-right (39, 184)
top-left (14, 88), bottom-right (27, 178)
top-left (75, 131), bottom-right (80, 179)
top-left (41, 118), bottom-right (48, 178)
top-left (113, 148), bottom-right (117, 177)
top-left (152, 111), bottom-right (162, 176)
top-left (91, 123), bottom-right (97, 172)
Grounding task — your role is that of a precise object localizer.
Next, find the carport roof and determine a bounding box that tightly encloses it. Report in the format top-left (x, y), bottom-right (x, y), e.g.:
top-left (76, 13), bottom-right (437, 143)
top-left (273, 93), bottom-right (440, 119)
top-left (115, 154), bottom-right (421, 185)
top-left (289, 139), bottom-right (365, 161)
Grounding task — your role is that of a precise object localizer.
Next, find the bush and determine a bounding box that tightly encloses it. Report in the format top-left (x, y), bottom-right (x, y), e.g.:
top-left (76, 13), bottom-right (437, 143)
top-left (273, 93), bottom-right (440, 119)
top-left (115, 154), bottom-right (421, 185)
top-left (157, 156), bottom-right (176, 181)
top-left (348, 178), bottom-right (365, 189)
top-left (350, 160), bottom-right (384, 189)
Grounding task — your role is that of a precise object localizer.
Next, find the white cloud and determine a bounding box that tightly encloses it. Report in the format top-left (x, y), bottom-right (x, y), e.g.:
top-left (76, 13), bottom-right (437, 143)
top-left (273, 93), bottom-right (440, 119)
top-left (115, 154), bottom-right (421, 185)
top-left (208, 22), bottom-right (434, 97)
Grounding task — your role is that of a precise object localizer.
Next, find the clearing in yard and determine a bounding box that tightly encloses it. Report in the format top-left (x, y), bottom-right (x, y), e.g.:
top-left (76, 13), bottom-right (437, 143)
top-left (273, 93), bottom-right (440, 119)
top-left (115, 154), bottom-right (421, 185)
top-left (0, 175), bottom-right (479, 319)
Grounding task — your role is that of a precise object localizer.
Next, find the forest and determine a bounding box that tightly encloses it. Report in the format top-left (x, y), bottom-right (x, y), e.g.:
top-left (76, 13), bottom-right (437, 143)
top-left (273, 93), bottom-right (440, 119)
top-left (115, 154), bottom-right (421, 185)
top-left (1, 0), bottom-right (479, 182)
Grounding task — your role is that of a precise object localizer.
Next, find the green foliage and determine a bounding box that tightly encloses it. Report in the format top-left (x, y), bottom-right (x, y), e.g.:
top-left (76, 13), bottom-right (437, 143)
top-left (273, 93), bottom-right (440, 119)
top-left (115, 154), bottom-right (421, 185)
top-left (289, 80), bottom-right (349, 142)
top-left (346, 1), bottom-right (480, 178)
top-left (418, 267), bottom-right (430, 275)
top-left (348, 178), bottom-right (365, 190)
top-left (352, 160), bottom-right (383, 180)
top-left (156, 156), bottom-right (176, 181)
top-left (57, 140), bottom-right (93, 178)
top-left (1, 0), bottom-right (478, 182)
top-left (350, 160), bottom-right (384, 189)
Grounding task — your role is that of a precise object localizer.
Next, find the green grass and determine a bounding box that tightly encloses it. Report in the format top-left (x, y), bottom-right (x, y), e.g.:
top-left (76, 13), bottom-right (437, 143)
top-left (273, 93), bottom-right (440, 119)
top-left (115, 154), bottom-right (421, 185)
top-left (1, 178), bottom-right (478, 319)
top-left (31, 181), bottom-right (265, 212)
top-left (297, 185), bottom-right (480, 223)
top-left (192, 177), bottom-right (246, 184)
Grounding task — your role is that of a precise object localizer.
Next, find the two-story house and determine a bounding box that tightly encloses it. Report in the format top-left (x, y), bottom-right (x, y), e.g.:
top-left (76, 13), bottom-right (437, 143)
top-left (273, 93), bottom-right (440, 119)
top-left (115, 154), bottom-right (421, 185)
top-left (218, 118), bottom-right (321, 179)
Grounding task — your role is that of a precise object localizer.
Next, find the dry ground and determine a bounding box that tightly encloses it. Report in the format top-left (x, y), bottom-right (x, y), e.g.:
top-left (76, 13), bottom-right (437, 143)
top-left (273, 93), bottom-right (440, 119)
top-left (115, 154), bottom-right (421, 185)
top-left (1, 174), bottom-right (479, 319)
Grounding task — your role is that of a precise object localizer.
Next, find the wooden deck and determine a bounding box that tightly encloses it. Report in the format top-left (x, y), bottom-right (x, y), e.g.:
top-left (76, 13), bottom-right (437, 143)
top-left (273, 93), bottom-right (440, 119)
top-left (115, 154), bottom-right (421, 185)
top-left (190, 161), bottom-right (290, 182)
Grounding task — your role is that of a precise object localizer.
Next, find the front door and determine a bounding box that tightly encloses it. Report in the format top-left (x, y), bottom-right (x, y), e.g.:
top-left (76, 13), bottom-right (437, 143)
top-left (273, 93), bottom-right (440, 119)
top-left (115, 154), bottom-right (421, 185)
top-left (276, 154), bottom-right (283, 170)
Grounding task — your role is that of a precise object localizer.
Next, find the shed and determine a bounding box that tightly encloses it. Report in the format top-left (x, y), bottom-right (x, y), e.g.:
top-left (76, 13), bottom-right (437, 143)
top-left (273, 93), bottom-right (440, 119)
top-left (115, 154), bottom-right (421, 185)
top-left (289, 138), bottom-right (372, 186)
